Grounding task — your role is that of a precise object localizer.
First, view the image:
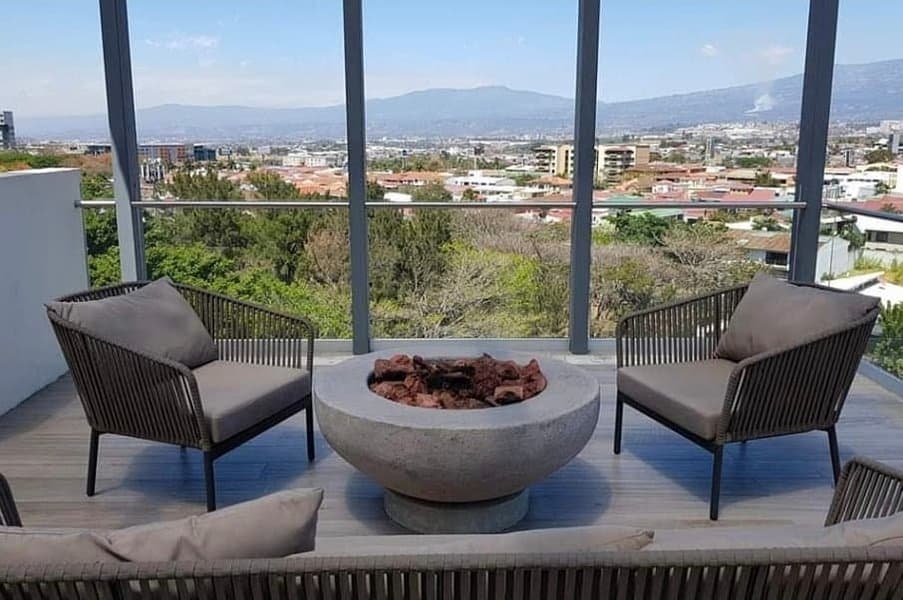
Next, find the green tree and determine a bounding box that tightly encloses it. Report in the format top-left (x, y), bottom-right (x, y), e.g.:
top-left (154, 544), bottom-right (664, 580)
top-left (514, 173), bottom-right (538, 187)
top-left (244, 171), bottom-right (318, 283)
top-left (663, 151), bottom-right (687, 164)
top-left (875, 181), bottom-right (891, 195)
top-left (873, 303), bottom-right (903, 377)
top-left (865, 148), bottom-right (894, 164)
top-left (461, 187), bottom-right (480, 201)
top-left (752, 215), bottom-right (782, 231)
top-left (80, 172), bottom-right (113, 200)
top-left (160, 168), bottom-right (250, 255)
top-left (736, 156), bottom-right (773, 169)
top-left (146, 243), bottom-right (236, 288)
top-left (754, 171), bottom-right (778, 186)
top-left (410, 182), bottom-right (452, 202)
top-left (608, 212), bottom-right (672, 246)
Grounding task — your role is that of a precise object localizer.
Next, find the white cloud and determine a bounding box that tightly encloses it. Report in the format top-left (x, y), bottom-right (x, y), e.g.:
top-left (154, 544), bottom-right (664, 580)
top-left (700, 43), bottom-right (719, 58)
top-left (145, 34), bottom-right (219, 50)
top-left (759, 44), bottom-right (793, 65)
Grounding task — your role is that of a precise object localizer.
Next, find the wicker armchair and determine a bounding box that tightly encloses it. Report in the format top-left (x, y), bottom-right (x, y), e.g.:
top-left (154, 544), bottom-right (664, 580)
top-left (1, 459), bottom-right (902, 598)
top-left (615, 281), bottom-right (880, 520)
top-left (46, 281), bottom-right (317, 511)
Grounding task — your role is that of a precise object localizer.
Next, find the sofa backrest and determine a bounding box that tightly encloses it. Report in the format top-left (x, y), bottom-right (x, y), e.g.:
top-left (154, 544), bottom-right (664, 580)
top-left (2, 547), bottom-right (902, 598)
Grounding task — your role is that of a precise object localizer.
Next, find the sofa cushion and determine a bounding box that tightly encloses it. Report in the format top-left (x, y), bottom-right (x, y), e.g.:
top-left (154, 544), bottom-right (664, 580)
top-left (47, 278), bottom-right (218, 368)
top-left (106, 487), bottom-right (323, 561)
top-left (295, 525), bottom-right (654, 558)
top-left (716, 273), bottom-right (878, 362)
top-left (0, 528), bottom-right (122, 563)
top-left (194, 360), bottom-right (311, 443)
top-left (0, 488), bottom-right (323, 564)
top-left (644, 511), bottom-right (903, 551)
top-left (617, 359), bottom-right (736, 440)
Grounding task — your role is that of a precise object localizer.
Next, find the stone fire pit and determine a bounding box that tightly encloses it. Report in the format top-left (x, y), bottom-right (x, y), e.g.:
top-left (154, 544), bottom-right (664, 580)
top-left (314, 344), bottom-right (600, 533)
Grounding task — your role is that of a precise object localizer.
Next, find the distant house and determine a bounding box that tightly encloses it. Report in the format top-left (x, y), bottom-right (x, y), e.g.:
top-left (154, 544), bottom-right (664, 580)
top-left (726, 230), bottom-right (858, 280)
top-left (826, 272), bottom-right (903, 308)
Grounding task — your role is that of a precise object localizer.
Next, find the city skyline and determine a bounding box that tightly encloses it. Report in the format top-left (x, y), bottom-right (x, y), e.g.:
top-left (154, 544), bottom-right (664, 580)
top-left (3, 1), bottom-right (901, 118)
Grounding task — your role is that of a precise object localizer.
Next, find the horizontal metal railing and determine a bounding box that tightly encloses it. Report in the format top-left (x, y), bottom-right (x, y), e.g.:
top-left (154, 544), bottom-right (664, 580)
top-left (824, 202), bottom-right (903, 223)
top-left (76, 199), bottom-right (805, 210)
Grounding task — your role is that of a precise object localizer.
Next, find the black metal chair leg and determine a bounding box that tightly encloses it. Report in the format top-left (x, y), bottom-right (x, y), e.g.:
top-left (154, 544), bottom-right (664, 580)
top-left (306, 405), bottom-right (315, 461)
top-left (87, 429), bottom-right (100, 497)
top-left (203, 452), bottom-right (216, 511)
top-left (710, 446), bottom-right (724, 521)
top-left (614, 396), bottom-right (624, 455)
top-left (827, 426), bottom-right (841, 485)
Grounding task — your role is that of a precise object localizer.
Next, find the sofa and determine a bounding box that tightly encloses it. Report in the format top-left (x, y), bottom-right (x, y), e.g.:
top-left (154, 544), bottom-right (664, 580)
top-left (2, 457), bottom-right (903, 598)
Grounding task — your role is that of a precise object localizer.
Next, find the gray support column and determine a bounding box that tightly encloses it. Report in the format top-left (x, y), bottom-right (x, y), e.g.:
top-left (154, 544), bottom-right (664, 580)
top-left (98, 0), bottom-right (145, 281)
top-left (343, 0), bottom-right (370, 354)
top-left (790, 0), bottom-right (840, 281)
top-left (568, 0), bottom-right (601, 354)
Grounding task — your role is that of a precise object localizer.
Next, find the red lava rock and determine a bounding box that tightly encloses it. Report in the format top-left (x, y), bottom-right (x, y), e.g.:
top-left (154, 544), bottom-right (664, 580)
top-left (493, 385), bottom-right (525, 404)
top-left (369, 354), bottom-right (546, 410)
top-left (373, 354), bottom-right (415, 380)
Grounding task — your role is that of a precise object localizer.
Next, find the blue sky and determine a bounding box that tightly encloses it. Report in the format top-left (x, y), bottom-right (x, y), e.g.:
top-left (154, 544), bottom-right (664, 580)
top-left (3, 1), bottom-right (901, 117)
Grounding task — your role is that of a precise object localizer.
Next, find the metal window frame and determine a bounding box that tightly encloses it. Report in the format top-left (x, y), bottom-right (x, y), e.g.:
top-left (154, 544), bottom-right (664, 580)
top-left (98, 0), bottom-right (145, 280)
top-left (568, 0), bottom-right (602, 354)
top-left (343, 0), bottom-right (370, 354)
top-left (97, 0), bottom-right (837, 353)
top-left (790, 0), bottom-right (841, 281)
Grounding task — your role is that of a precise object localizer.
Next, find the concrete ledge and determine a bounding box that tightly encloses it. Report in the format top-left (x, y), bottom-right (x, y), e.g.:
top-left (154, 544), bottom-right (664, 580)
top-left (860, 358), bottom-right (903, 398)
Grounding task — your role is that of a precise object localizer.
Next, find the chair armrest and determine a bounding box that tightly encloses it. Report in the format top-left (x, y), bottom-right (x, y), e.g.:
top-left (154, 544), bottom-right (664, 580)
top-left (0, 474), bottom-right (22, 527)
top-left (616, 284), bottom-right (747, 368)
top-left (717, 310), bottom-right (878, 443)
top-left (826, 457), bottom-right (903, 526)
top-left (48, 313), bottom-right (209, 448)
top-left (175, 285), bottom-right (316, 373)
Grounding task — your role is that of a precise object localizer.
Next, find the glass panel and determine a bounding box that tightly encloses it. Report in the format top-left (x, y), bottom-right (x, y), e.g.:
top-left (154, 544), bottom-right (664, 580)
top-left (127, 2), bottom-right (345, 200)
top-left (142, 204), bottom-right (352, 339)
top-left (363, 1), bottom-right (578, 338)
top-left (369, 207), bottom-right (570, 338)
top-left (590, 1), bottom-right (808, 337)
top-left (829, 1), bottom-right (901, 377)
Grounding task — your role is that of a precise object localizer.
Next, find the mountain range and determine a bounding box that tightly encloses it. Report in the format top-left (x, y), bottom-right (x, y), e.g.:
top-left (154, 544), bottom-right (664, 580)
top-left (18, 59), bottom-right (903, 141)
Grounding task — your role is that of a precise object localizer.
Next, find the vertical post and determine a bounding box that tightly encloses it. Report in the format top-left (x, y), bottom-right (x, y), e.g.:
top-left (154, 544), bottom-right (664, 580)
top-left (568, 0), bottom-right (601, 354)
top-left (98, 0), bottom-right (145, 280)
top-left (790, 0), bottom-right (840, 282)
top-left (343, 0), bottom-right (370, 354)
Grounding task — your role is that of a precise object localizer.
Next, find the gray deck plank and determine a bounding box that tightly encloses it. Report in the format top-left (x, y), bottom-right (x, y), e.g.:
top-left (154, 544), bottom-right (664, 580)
top-left (1, 352), bottom-right (901, 535)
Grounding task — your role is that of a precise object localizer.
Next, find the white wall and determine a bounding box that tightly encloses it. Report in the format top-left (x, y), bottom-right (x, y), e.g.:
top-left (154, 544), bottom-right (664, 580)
top-left (817, 236), bottom-right (858, 281)
top-left (0, 168), bottom-right (88, 415)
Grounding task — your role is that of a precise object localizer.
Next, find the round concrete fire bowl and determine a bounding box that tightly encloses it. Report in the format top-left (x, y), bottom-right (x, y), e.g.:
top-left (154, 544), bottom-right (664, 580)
top-left (314, 344), bottom-right (600, 533)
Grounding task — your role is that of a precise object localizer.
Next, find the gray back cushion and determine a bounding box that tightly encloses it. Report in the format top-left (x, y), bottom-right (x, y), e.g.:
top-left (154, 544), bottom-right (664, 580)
top-left (0, 488), bottom-right (323, 563)
top-left (715, 273), bottom-right (879, 362)
top-left (48, 278), bottom-right (218, 368)
top-left (297, 524), bottom-right (654, 558)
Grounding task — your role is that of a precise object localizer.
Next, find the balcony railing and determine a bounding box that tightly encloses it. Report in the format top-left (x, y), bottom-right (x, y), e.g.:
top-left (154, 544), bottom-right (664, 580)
top-left (77, 197), bottom-right (810, 348)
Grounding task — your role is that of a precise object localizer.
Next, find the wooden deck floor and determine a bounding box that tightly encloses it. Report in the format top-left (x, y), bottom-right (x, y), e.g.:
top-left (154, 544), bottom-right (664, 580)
top-left (1, 352), bottom-right (901, 536)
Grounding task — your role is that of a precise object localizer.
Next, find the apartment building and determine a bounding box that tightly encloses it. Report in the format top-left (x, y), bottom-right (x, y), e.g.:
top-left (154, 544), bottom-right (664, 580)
top-left (532, 143), bottom-right (650, 185)
top-left (0, 111), bottom-right (15, 149)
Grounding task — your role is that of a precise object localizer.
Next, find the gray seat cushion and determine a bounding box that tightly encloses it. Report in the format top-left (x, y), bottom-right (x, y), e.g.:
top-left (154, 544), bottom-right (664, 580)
top-left (716, 272), bottom-right (879, 362)
top-left (194, 360), bottom-right (311, 443)
top-left (618, 359), bottom-right (736, 440)
top-left (296, 525), bottom-right (654, 558)
top-left (0, 488), bottom-right (323, 563)
top-left (644, 511), bottom-right (903, 551)
top-left (47, 278), bottom-right (218, 368)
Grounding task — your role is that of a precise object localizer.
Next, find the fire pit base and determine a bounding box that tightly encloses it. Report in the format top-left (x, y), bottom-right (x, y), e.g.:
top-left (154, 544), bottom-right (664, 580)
top-left (384, 488), bottom-right (529, 534)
